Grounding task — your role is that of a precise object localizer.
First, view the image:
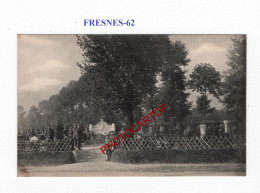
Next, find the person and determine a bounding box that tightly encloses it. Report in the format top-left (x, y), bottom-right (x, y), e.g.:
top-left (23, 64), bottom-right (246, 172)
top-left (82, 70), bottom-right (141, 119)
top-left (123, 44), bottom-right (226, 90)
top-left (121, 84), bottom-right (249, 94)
top-left (47, 125), bottom-right (54, 142)
top-left (68, 126), bottom-right (75, 150)
top-left (76, 124), bottom-right (83, 150)
top-left (64, 126), bottom-right (69, 139)
top-left (38, 129), bottom-right (46, 140)
top-left (148, 124), bottom-right (153, 137)
top-left (159, 126), bottom-right (164, 137)
top-left (31, 128), bottom-right (36, 138)
top-left (83, 127), bottom-right (88, 142)
top-left (36, 128), bottom-right (41, 137)
top-left (219, 122), bottom-right (225, 135)
top-left (72, 124), bottom-right (77, 148)
top-left (86, 127), bottom-right (90, 140)
top-left (105, 135), bottom-right (113, 161)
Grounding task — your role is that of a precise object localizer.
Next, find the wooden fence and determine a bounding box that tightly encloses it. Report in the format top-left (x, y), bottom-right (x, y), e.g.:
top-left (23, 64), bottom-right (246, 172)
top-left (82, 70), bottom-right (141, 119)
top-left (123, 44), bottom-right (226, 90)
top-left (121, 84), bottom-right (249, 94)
top-left (115, 135), bottom-right (246, 151)
top-left (18, 138), bottom-right (72, 153)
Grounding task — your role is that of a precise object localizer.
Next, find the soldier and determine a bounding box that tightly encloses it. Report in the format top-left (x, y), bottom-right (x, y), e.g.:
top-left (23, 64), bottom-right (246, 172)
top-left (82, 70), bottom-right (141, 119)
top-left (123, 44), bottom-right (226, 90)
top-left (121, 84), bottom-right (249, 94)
top-left (68, 126), bottom-right (75, 150)
top-left (72, 124), bottom-right (77, 148)
top-left (86, 127), bottom-right (90, 140)
top-left (105, 135), bottom-right (113, 161)
top-left (76, 124), bottom-right (83, 150)
top-left (48, 125), bottom-right (54, 142)
top-left (64, 126), bottom-right (69, 139)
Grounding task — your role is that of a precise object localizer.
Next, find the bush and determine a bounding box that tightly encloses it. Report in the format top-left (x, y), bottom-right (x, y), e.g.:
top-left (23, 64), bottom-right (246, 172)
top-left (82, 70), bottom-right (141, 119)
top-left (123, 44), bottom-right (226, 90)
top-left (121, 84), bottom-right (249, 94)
top-left (111, 149), bottom-right (246, 164)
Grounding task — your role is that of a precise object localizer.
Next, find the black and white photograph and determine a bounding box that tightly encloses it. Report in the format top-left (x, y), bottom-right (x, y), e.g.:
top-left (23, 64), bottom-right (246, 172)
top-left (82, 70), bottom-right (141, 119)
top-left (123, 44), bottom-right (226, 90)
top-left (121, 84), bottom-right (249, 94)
top-left (17, 34), bottom-right (246, 177)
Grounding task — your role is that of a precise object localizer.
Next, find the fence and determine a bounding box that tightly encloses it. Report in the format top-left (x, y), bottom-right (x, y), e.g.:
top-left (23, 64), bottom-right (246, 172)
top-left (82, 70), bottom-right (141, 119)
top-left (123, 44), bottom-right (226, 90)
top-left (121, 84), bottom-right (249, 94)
top-left (115, 135), bottom-right (246, 151)
top-left (18, 138), bottom-right (72, 153)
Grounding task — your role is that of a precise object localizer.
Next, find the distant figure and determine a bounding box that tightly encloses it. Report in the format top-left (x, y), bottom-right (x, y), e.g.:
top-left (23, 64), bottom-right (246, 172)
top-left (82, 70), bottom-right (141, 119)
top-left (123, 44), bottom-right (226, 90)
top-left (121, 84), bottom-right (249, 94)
top-left (119, 128), bottom-right (124, 134)
top-left (175, 123), bottom-right (181, 135)
top-left (86, 127), bottom-right (90, 140)
top-left (31, 128), bottom-right (36, 138)
top-left (72, 124), bottom-right (77, 148)
top-left (64, 126), bottom-right (69, 139)
top-left (68, 126), bottom-right (75, 150)
top-left (184, 125), bottom-right (191, 137)
top-left (48, 125), bottom-right (54, 142)
top-left (55, 121), bottom-right (64, 140)
top-left (148, 125), bottom-right (153, 136)
top-left (76, 124), bottom-right (83, 150)
top-left (219, 123), bottom-right (225, 135)
top-left (159, 126), bottom-right (164, 136)
top-left (105, 135), bottom-right (112, 161)
top-left (36, 128), bottom-right (41, 136)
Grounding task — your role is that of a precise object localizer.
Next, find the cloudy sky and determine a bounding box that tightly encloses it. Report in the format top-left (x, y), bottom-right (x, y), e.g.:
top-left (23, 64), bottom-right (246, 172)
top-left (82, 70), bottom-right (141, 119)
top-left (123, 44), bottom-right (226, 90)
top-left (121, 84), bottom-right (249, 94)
top-left (18, 34), bottom-right (238, 112)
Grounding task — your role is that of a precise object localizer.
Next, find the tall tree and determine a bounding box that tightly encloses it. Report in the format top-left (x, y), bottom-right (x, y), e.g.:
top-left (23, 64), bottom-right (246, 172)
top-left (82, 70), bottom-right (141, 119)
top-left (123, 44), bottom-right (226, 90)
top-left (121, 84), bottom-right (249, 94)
top-left (159, 40), bottom-right (191, 126)
top-left (222, 36), bottom-right (246, 132)
top-left (196, 95), bottom-right (215, 117)
top-left (18, 105), bottom-right (27, 131)
top-left (27, 105), bottom-right (41, 130)
top-left (76, 35), bottom-right (168, 126)
top-left (189, 63), bottom-right (222, 119)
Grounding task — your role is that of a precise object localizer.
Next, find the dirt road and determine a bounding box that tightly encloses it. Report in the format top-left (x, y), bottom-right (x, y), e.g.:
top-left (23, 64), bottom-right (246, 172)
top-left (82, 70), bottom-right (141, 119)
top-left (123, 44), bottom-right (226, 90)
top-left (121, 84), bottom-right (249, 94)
top-left (18, 145), bottom-right (246, 177)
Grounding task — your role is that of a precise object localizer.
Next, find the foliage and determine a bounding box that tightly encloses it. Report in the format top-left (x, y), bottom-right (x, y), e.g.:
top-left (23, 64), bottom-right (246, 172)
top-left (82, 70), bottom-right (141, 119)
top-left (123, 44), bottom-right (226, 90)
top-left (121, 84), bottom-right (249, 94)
top-left (27, 105), bottom-right (41, 130)
top-left (188, 63), bottom-right (222, 118)
top-left (18, 105), bottom-right (27, 131)
top-left (76, 35), bottom-right (175, 126)
top-left (158, 40), bottom-right (191, 125)
top-left (19, 35), bottom-right (194, 132)
top-left (183, 108), bottom-right (227, 125)
top-left (222, 36), bottom-right (246, 130)
top-left (55, 120), bottom-right (64, 140)
top-left (196, 95), bottom-right (215, 116)
top-left (189, 63), bottom-right (222, 98)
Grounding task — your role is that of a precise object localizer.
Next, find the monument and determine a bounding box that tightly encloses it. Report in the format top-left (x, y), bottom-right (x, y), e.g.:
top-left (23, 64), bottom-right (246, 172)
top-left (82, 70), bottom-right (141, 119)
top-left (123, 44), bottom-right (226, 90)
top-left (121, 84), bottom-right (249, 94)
top-left (89, 119), bottom-right (115, 136)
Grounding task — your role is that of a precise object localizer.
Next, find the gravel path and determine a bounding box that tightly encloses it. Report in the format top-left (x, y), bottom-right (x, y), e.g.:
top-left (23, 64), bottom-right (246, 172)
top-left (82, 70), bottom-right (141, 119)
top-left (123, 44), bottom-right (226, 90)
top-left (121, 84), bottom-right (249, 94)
top-left (18, 145), bottom-right (246, 177)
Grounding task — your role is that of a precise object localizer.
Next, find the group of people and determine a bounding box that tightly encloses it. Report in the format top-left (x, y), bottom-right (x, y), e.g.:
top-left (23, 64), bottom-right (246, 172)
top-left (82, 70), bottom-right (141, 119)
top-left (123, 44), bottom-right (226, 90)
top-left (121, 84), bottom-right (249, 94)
top-left (65, 124), bottom-right (85, 150)
top-left (18, 123), bottom-right (96, 150)
top-left (18, 128), bottom-right (47, 141)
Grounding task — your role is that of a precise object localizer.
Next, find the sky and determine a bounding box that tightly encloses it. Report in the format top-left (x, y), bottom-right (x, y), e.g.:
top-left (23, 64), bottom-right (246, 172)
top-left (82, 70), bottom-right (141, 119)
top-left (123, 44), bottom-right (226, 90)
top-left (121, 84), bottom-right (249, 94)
top-left (17, 34), bottom-right (239, 112)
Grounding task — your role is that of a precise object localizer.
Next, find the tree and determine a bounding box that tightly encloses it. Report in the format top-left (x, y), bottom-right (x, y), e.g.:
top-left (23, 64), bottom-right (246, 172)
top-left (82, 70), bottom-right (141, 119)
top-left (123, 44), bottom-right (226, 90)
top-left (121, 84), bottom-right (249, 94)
top-left (76, 35), bottom-right (170, 126)
top-left (189, 63), bottom-right (222, 119)
top-left (222, 36), bottom-right (246, 132)
top-left (55, 119), bottom-right (64, 140)
top-left (18, 105), bottom-right (27, 131)
top-left (159, 40), bottom-right (191, 126)
top-left (196, 95), bottom-right (215, 116)
top-left (27, 105), bottom-right (41, 130)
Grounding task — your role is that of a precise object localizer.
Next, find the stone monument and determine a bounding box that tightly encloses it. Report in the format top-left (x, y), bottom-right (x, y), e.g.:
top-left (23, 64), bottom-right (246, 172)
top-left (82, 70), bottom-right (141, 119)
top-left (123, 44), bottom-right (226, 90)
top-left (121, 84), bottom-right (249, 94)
top-left (89, 119), bottom-right (115, 136)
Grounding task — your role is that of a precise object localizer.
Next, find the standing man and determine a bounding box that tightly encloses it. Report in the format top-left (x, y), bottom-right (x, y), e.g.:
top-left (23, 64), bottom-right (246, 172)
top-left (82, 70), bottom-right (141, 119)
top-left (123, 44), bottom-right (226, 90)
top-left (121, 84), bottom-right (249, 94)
top-left (72, 124), bottom-right (77, 149)
top-left (86, 127), bottom-right (90, 140)
top-left (64, 126), bottom-right (69, 140)
top-left (48, 125), bottom-right (54, 142)
top-left (76, 124), bottom-right (83, 150)
top-left (105, 135), bottom-right (112, 161)
top-left (68, 126), bottom-right (75, 150)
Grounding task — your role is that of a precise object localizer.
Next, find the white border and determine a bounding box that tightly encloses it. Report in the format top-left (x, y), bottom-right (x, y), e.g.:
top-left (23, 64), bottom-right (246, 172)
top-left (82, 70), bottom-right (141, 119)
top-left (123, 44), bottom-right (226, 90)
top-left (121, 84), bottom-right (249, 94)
top-left (1, 0), bottom-right (260, 192)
